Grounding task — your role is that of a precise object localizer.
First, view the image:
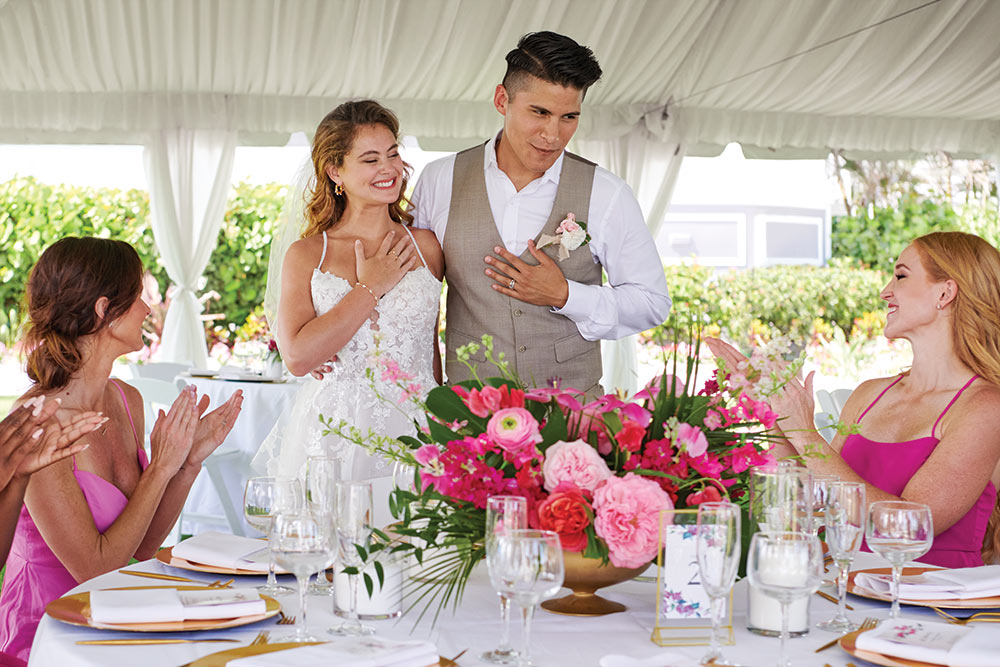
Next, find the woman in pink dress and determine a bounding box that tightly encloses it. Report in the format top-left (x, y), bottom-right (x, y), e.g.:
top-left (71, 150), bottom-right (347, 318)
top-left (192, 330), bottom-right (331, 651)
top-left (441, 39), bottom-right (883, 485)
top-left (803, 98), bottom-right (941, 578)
top-left (709, 231), bottom-right (1000, 567)
top-left (0, 237), bottom-right (245, 660)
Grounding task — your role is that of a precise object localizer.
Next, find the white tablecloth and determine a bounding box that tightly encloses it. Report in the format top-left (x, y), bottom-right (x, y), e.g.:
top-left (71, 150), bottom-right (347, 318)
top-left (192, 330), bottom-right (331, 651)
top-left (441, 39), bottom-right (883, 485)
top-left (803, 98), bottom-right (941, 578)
top-left (29, 552), bottom-right (955, 667)
top-left (181, 376), bottom-right (304, 535)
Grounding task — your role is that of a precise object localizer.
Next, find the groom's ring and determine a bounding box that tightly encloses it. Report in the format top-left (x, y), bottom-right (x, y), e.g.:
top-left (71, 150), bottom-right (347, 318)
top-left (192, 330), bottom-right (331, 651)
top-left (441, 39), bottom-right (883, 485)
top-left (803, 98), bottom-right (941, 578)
top-left (508, 278), bottom-right (516, 290)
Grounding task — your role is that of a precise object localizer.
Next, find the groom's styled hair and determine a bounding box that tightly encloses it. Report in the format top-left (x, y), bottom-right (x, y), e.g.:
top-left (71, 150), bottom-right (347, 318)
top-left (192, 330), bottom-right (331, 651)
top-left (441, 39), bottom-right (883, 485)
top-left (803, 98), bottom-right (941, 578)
top-left (502, 31), bottom-right (603, 98)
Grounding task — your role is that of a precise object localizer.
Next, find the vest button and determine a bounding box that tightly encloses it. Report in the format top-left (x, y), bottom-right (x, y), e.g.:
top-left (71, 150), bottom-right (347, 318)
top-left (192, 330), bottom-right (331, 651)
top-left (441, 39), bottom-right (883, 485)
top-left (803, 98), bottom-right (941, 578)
top-left (513, 309), bottom-right (522, 317)
top-left (518, 345), bottom-right (526, 353)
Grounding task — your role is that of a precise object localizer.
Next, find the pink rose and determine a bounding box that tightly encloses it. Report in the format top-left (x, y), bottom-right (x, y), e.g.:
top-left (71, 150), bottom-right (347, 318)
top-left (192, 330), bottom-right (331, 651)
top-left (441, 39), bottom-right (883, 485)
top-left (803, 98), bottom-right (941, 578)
top-left (686, 485), bottom-right (723, 506)
top-left (536, 482), bottom-right (592, 552)
top-left (486, 408), bottom-right (542, 459)
top-left (467, 385), bottom-right (503, 417)
top-left (676, 423), bottom-right (709, 457)
top-left (556, 213), bottom-right (581, 234)
top-left (542, 439), bottom-right (613, 493)
top-left (593, 473), bottom-right (673, 568)
top-left (614, 418), bottom-right (646, 453)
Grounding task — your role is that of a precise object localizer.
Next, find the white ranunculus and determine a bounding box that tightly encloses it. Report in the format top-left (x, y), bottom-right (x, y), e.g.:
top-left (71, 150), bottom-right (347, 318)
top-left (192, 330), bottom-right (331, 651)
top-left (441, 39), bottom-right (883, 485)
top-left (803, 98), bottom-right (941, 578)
top-left (560, 228), bottom-right (587, 251)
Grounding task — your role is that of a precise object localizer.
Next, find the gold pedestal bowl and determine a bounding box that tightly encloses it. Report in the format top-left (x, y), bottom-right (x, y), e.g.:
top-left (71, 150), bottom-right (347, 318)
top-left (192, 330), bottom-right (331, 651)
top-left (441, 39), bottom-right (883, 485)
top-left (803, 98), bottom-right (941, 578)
top-left (541, 550), bottom-right (647, 616)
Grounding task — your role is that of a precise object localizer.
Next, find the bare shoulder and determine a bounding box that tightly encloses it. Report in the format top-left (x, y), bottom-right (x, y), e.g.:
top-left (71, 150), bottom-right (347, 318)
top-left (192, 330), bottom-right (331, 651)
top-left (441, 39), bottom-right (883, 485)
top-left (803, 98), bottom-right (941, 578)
top-left (287, 234), bottom-right (325, 262)
top-left (408, 227), bottom-right (444, 279)
top-left (837, 375), bottom-right (899, 423)
top-left (953, 379), bottom-right (1000, 423)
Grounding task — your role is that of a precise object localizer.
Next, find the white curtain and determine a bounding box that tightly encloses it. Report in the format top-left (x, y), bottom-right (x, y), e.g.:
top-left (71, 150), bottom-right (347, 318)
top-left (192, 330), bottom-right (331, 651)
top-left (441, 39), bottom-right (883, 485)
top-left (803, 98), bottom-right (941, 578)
top-left (143, 129), bottom-right (236, 367)
top-left (572, 109), bottom-right (686, 395)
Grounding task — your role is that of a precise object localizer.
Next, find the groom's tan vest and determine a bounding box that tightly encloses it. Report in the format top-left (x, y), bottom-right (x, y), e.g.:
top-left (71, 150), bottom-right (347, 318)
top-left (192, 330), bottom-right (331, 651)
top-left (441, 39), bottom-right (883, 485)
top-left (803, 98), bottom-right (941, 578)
top-left (443, 143), bottom-right (603, 393)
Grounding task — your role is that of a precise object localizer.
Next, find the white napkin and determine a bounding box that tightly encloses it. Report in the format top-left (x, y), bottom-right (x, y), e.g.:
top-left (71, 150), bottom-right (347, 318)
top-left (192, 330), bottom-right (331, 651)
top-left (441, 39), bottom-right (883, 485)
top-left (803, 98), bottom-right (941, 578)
top-left (599, 652), bottom-right (693, 667)
top-left (172, 531), bottom-right (275, 573)
top-left (855, 565), bottom-right (1000, 600)
top-left (856, 619), bottom-right (1000, 667)
top-left (229, 636), bottom-right (438, 667)
top-left (90, 588), bottom-right (265, 624)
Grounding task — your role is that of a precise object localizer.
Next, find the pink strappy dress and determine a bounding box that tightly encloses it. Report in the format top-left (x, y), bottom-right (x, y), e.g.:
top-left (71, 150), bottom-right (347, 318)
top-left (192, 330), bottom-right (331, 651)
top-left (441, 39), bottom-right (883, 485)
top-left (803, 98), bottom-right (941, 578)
top-left (0, 380), bottom-right (149, 661)
top-left (841, 374), bottom-right (996, 568)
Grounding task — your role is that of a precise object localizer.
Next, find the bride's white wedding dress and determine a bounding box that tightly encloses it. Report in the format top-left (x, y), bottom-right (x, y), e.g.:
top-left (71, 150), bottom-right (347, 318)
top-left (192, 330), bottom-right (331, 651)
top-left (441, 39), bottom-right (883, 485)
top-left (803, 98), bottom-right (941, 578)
top-left (253, 227), bottom-right (440, 517)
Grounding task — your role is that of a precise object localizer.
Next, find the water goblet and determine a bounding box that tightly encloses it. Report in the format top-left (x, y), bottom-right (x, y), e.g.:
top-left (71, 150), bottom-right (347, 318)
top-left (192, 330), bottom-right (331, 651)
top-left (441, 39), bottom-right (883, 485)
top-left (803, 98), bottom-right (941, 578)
top-left (492, 530), bottom-right (563, 667)
top-left (482, 495), bottom-right (529, 665)
top-left (810, 473), bottom-right (839, 537)
top-left (866, 500), bottom-right (933, 618)
top-left (270, 512), bottom-right (337, 642)
top-left (305, 455), bottom-right (340, 596)
top-left (695, 501), bottom-right (742, 666)
top-left (243, 476), bottom-right (302, 596)
top-left (329, 480), bottom-right (375, 636)
top-left (817, 481), bottom-right (866, 632)
top-left (747, 531), bottom-right (824, 667)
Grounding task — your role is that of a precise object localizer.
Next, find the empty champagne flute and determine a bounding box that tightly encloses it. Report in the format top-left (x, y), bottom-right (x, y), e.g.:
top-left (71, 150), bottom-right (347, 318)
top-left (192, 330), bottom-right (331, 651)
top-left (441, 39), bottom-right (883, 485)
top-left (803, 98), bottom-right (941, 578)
top-left (244, 476), bottom-right (302, 596)
top-left (493, 530), bottom-right (564, 667)
top-left (866, 500), bottom-right (933, 618)
top-left (817, 481), bottom-right (866, 632)
top-left (747, 531), bottom-right (824, 667)
top-left (330, 480), bottom-right (374, 636)
top-left (305, 455), bottom-right (340, 596)
top-left (270, 512), bottom-right (337, 641)
top-left (482, 495), bottom-right (528, 665)
top-left (696, 501), bottom-right (742, 666)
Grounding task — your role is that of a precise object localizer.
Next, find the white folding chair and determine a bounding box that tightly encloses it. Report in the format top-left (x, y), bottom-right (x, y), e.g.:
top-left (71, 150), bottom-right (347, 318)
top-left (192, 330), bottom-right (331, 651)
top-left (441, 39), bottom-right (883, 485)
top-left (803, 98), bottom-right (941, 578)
top-left (126, 377), bottom-right (181, 446)
top-left (176, 449), bottom-right (252, 538)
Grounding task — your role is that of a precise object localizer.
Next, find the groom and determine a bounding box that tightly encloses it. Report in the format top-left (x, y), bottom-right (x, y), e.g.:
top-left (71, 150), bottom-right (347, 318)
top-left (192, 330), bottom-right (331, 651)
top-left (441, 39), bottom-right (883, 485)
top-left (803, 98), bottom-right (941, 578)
top-left (409, 31), bottom-right (671, 394)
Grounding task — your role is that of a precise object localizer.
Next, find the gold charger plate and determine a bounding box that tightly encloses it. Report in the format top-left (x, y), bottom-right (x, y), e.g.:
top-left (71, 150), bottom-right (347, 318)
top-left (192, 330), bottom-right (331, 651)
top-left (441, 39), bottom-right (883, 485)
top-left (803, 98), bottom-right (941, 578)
top-left (188, 642), bottom-right (456, 666)
top-left (46, 585), bottom-right (280, 632)
top-left (848, 567), bottom-right (1000, 610)
top-left (156, 546), bottom-right (289, 576)
top-left (839, 627), bottom-right (942, 667)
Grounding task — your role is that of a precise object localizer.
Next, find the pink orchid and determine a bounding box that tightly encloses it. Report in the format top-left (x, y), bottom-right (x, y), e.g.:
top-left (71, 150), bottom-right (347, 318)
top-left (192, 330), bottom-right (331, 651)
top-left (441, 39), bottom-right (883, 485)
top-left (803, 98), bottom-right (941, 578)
top-left (676, 423), bottom-right (709, 457)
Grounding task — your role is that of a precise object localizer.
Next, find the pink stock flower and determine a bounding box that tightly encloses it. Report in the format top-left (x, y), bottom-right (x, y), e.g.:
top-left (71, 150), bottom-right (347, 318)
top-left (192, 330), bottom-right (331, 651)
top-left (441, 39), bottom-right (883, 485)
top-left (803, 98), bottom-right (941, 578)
top-left (676, 423), bottom-right (709, 457)
top-left (593, 473), bottom-right (673, 568)
top-left (542, 439), bottom-right (613, 493)
top-left (486, 408), bottom-right (542, 460)
top-left (467, 386), bottom-right (503, 417)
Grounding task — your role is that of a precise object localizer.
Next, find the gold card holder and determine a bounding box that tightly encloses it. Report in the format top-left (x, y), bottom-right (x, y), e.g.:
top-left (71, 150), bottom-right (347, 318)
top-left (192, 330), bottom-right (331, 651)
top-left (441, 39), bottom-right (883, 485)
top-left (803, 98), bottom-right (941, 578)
top-left (651, 508), bottom-right (733, 647)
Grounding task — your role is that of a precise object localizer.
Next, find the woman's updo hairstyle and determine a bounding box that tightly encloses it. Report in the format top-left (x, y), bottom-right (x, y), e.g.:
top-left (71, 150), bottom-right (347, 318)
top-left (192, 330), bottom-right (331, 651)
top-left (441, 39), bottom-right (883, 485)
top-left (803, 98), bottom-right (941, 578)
top-left (23, 237), bottom-right (143, 390)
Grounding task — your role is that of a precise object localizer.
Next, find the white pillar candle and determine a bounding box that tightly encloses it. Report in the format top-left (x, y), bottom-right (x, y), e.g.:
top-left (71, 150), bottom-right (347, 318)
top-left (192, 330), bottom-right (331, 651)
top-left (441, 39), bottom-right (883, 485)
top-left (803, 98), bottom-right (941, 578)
top-left (747, 545), bottom-right (811, 635)
top-left (334, 554), bottom-right (403, 620)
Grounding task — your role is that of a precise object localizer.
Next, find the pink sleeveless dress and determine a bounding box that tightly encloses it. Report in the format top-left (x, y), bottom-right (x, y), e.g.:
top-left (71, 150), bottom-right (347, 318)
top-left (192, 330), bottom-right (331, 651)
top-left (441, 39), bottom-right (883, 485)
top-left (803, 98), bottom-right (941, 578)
top-left (841, 374), bottom-right (996, 568)
top-left (0, 380), bottom-right (149, 661)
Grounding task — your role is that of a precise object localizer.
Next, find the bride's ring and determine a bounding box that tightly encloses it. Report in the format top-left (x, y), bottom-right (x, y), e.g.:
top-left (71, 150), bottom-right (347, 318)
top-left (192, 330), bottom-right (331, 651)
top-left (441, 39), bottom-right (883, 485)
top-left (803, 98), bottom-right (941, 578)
top-left (508, 278), bottom-right (516, 290)
top-left (390, 250), bottom-right (398, 258)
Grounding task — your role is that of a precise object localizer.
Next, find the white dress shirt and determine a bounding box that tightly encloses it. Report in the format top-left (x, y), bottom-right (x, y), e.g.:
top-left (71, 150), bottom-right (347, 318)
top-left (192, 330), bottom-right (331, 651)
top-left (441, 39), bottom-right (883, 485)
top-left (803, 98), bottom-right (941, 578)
top-left (409, 136), bottom-right (672, 341)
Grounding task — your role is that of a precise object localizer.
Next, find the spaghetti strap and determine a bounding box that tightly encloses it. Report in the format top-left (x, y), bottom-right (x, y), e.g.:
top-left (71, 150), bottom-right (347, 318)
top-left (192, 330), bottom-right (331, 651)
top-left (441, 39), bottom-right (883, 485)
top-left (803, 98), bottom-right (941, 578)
top-left (317, 231), bottom-right (329, 269)
top-left (857, 374), bottom-right (905, 423)
top-left (109, 379), bottom-right (142, 452)
top-left (402, 226), bottom-right (428, 269)
top-left (931, 374), bottom-right (979, 438)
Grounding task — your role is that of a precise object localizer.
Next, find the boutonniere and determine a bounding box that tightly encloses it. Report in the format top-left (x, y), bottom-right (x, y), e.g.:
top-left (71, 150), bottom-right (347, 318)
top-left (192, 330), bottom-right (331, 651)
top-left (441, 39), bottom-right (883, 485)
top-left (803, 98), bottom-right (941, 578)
top-left (537, 213), bottom-right (591, 261)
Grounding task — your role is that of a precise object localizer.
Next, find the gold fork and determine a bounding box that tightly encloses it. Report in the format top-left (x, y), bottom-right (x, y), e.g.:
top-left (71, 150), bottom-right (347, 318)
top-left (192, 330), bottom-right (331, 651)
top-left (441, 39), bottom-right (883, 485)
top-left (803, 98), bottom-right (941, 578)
top-left (932, 607), bottom-right (1000, 624)
top-left (277, 611), bottom-right (296, 625)
top-left (814, 616), bottom-right (878, 653)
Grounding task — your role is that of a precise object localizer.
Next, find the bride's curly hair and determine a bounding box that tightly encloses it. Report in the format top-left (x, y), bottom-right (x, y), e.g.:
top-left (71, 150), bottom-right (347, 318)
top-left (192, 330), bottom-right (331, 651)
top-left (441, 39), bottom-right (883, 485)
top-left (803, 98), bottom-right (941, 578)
top-left (303, 100), bottom-right (413, 238)
top-left (23, 237), bottom-right (143, 391)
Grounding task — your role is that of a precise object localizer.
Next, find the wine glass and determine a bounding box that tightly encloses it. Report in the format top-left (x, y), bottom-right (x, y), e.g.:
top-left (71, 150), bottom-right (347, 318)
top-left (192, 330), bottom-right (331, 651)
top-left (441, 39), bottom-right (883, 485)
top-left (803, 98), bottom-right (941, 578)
top-left (810, 473), bottom-right (839, 537)
top-left (270, 512), bottom-right (337, 641)
top-left (305, 455), bottom-right (339, 596)
top-left (243, 476), bottom-right (302, 595)
top-left (747, 531), bottom-right (824, 667)
top-left (329, 480), bottom-right (374, 636)
top-left (817, 481), bottom-right (866, 632)
top-left (492, 530), bottom-right (564, 667)
top-left (866, 500), bottom-right (933, 618)
top-left (482, 495), bottom-right (528, 665)
top-left (695, 501), bottom-right (742, 667)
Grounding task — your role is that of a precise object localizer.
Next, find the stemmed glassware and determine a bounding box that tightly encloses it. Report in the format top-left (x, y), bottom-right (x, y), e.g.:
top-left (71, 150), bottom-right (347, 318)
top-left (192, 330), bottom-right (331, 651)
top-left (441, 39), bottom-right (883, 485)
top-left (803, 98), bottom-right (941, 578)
top-left (330, 480), bottom-right (374, 636)
top-left (270, 512), bottom-right (337, 641)
top-left (747, 531), bottom-right (824, 667)
top-left (866, 500), bottom-right (933, 618)
top-left (304, 455), bottom-right (339, 596)
top-left (810, 473), bottom-right (838, 537)
top-left (695, 501), bottom-right (742, 667)
top-left (243, 476), bottom-right (302, 596)
top-left (482, 495), bottom-right (529, 665)
top-left (817, 481), bottom-right (866, 632)
top-left (492, 530), bottom-right (564, 667)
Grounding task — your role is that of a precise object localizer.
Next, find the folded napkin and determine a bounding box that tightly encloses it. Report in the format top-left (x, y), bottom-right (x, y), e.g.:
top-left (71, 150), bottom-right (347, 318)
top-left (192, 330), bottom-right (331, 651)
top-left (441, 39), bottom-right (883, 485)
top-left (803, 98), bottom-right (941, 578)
top-left (172, 531), bottom-right (275, 573)
top-left (228, 636), bottom-right (438, 667)
top-left (855, 565), bottom-right (1000, 600)
top-left (855, 619), bottom-right (1000, 667)
top-left (90, 588), bottom-right (265, 624)
top-left (218, 368), bottom-right (264, 381)
top-left (599, 651), bottom-right (693, 667)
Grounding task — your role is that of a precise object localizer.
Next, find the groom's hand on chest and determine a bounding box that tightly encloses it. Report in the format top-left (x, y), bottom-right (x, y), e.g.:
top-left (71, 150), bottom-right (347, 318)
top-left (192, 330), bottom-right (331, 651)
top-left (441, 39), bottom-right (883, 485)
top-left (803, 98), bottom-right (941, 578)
top-left (484, 241), bottom-right (569, 308)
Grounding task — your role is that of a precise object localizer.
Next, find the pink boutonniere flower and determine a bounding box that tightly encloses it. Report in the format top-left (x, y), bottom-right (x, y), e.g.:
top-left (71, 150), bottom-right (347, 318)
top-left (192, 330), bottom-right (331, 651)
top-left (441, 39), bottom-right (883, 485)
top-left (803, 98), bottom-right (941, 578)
top-left (536, 212), bottom-right (591, 261)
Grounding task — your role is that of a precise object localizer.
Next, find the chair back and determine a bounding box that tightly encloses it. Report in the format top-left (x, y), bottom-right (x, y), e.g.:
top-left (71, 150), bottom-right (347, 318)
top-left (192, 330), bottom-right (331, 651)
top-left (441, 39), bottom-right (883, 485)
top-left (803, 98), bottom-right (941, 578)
top-left (127, 377), bottom-right (181, 440)
top-left (129, 361), bottom-right (192, 383)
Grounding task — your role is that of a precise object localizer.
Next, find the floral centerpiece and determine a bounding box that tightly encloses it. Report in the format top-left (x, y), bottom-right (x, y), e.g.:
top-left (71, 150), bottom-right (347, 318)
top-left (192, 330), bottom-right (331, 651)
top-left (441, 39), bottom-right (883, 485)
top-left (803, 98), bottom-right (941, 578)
top-left (325, 331), bottom-right (798, 622)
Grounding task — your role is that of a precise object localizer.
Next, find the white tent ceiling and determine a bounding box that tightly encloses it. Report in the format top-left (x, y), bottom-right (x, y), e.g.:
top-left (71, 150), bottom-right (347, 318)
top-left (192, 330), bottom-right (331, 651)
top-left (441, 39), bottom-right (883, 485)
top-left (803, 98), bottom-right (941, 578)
top-left (1, 0), bottom-right (999, 158)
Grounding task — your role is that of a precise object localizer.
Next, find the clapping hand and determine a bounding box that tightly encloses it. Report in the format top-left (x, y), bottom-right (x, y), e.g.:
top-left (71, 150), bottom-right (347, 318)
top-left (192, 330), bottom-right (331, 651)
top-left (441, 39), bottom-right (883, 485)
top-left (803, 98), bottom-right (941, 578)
top-left (484, 241), bottom-right (569, 307)
top-left (149, 385), bottom-right (199, 476)
top-left (186, 389), bottom-right (244, 466)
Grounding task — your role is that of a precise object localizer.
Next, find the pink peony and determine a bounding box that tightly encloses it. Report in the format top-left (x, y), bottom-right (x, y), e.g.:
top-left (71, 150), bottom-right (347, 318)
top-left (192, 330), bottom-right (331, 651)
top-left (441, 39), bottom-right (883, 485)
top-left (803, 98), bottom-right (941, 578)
top-left (542, 439), bottom-right (613, 493)
top-left (467, 385), bottom-right (503, 417)
top-left (676, 423), bottom-right (709, 457)
top-left (486, 408), bottom-right (542, 460)
top-left (593, 473), bottom-right (673, 568)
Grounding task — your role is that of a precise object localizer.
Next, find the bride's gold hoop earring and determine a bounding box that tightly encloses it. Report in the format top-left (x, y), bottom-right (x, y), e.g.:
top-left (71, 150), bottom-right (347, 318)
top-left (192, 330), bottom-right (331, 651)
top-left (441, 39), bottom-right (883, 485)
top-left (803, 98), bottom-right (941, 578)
top-left (334, 183), bottom-right (344, 196)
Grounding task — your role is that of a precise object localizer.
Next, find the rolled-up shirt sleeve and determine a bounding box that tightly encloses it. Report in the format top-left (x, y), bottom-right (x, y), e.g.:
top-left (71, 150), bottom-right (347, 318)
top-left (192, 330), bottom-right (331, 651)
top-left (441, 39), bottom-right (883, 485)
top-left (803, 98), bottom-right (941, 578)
top-left (552, 175), bottom-right (671, 340)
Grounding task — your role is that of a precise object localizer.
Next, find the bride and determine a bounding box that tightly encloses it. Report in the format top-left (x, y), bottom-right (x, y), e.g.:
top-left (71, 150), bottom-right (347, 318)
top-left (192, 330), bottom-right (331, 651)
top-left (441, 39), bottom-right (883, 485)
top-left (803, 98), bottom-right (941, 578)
top-left (253, 100), bottom-right (443, 513)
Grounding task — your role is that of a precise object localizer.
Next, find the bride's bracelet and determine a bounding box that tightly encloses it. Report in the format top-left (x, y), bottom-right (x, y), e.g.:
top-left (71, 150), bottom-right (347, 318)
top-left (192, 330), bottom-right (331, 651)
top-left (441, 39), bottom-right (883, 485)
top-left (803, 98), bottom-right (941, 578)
top-left (354, 281), bottom-right (379, 308)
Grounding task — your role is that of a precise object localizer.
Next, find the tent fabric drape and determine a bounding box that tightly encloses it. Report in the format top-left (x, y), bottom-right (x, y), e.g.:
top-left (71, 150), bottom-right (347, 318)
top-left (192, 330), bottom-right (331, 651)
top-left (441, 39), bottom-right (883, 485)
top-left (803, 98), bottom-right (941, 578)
top-left (143, 129), bottom-right (236, 367)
